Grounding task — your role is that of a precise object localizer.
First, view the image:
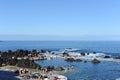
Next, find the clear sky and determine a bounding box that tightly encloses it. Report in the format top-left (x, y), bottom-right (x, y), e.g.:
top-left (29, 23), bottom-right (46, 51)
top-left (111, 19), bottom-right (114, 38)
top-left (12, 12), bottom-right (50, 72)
top-left (0, 0), bottom-right (120, 40)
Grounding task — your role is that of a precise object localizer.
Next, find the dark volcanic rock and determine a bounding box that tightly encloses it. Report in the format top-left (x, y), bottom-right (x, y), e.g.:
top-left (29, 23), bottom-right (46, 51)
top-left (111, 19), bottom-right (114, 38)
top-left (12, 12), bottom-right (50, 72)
top-left (104, 55), bottom-right (111, 58)
top-left (81, 52), bottom-right (86, 56)
top-left (42, 66), bottom-right (55, 72)
top-left (115, 56), bottom-right (120, 59)
top-left (55, 66), bottom-right (64, 71)
top-left (65, 58), bottom-right (82, 62)
top-left (17, 59), bottom-right (41, 69)
top-left (63, 53), bottom-right (69, 57)
top-left (0, 57), bottom-right (3, 67)
top-left (0, 49), bottom-right (42, 69)
top-left (76, 59), bottom-right (82, 62)
top-left (7, 58), bottom-right (18, 66)
top-left (92, 59), bottom-right (100, 64)
top-left (65, 58), bottom-right (75, 62)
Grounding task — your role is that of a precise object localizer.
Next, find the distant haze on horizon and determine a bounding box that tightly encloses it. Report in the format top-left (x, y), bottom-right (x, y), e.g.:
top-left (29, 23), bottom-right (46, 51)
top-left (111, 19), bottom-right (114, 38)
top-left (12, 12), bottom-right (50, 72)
top-left (1, 35), bottom-right (120, 41)
top-left (0, 0), bottom-right (120, 41)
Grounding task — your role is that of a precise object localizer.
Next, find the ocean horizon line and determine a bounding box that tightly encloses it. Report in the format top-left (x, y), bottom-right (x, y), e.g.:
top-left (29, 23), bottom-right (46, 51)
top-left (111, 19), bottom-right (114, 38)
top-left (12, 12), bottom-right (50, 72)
top-left (1, 40), bottom-right (120, 42)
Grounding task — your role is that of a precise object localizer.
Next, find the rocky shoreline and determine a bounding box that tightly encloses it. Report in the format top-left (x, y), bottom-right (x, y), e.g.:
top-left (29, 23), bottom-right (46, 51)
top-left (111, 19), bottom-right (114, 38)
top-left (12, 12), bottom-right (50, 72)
top-left (0, 49), bottom-right (120, 80)
top-left (0, 49), bottom-right (68, 80)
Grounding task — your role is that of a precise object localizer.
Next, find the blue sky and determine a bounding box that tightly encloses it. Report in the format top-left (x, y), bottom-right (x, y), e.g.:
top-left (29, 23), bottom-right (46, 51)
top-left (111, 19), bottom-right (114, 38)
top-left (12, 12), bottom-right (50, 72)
top-left (0, 0), bottom-right (120, 40)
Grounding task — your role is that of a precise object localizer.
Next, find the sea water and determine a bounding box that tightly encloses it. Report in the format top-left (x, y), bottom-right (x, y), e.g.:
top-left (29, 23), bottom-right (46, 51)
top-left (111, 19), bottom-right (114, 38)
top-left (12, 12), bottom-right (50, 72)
top-left (0, 41), bottom-right (120, 80)
top-left (1, 41), bottom-right (120, 53)
top-left (36, 58), bottom-right (120, 80)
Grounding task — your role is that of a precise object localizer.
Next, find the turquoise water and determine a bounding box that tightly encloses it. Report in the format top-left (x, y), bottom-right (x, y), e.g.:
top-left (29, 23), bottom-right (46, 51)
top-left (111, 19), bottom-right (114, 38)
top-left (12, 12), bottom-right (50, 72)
top-left (0, 41), bottom-right (120, 80)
